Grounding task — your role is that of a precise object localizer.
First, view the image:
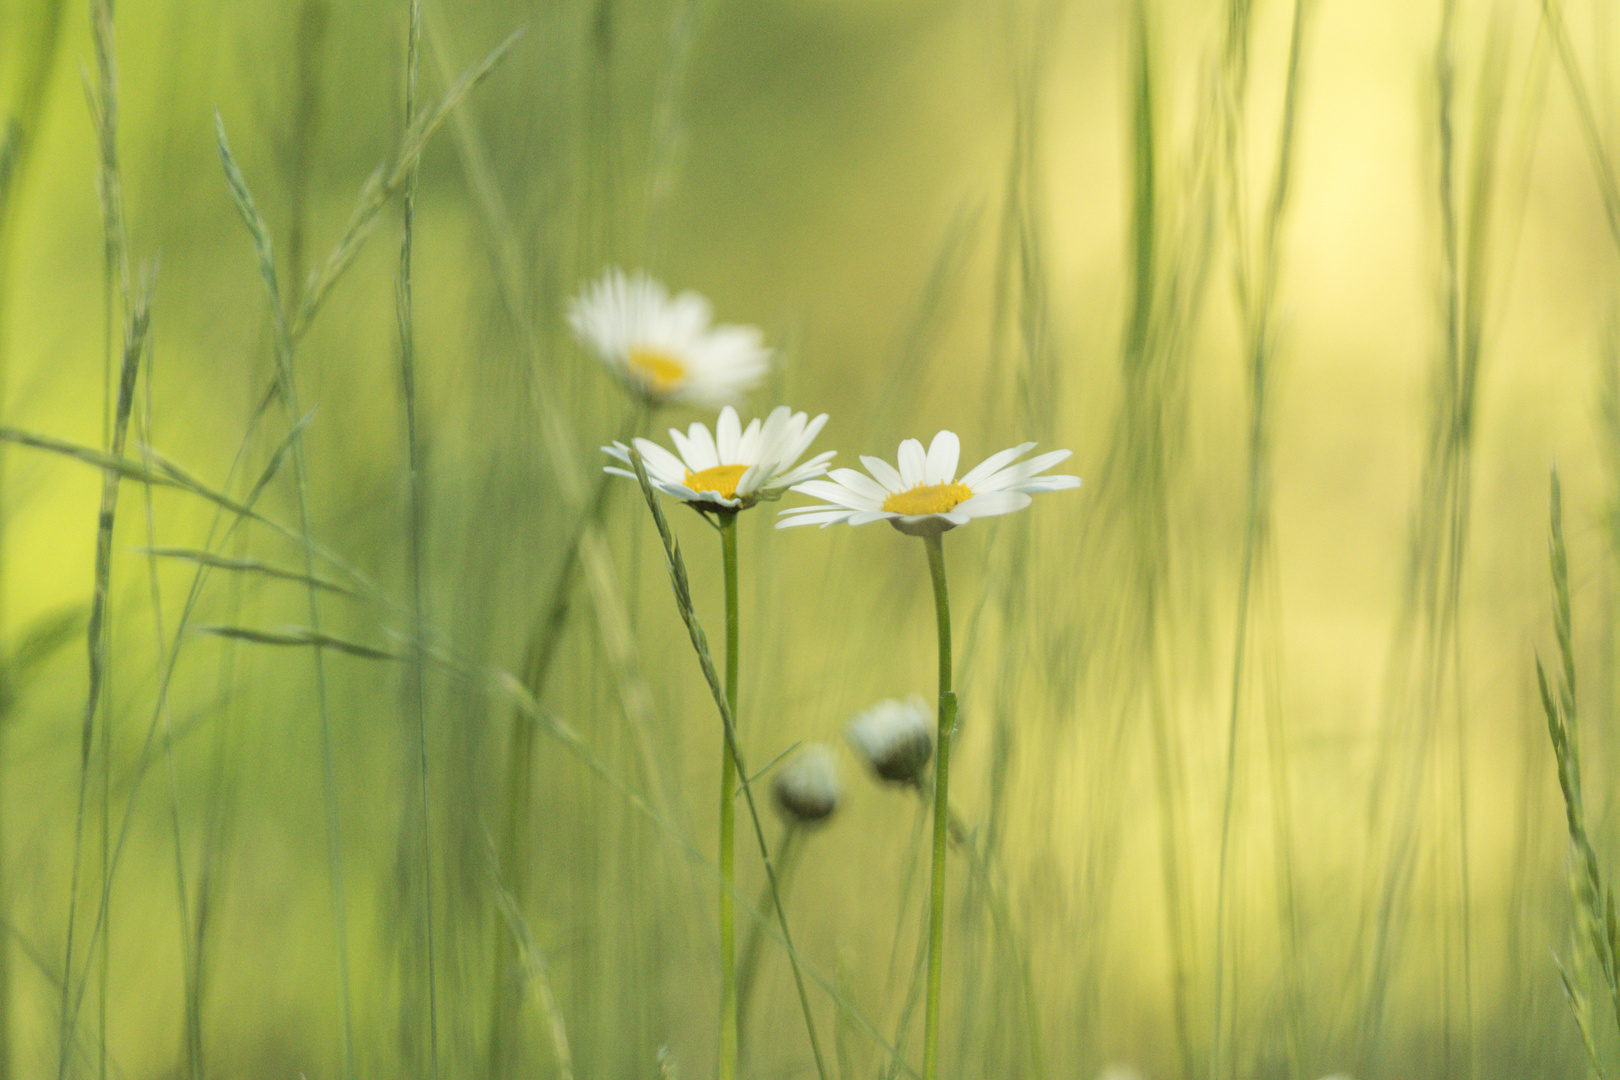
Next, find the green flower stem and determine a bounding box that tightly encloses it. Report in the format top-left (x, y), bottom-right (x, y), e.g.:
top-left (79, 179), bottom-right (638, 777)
top-left (922, 531), bottom-right (955, 1080)
top-left (719, 510), bottom-right (741, 1080)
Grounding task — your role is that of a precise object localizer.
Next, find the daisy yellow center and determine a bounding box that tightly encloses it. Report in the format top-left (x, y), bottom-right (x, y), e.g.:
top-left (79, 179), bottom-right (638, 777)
top-left (628, 347), bottom-right (687, 392)
top-left (882, 482), bottom-right (973, 516)
top-left (685, 464), bottom-right (749, 499)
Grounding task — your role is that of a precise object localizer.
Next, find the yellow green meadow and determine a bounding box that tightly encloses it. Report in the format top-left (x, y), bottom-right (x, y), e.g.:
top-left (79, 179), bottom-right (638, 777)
top-left (1, 1), bottom-right (1619, 1078)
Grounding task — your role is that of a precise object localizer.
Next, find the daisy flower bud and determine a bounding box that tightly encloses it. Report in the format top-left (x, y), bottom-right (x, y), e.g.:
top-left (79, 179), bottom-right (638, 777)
top-left (844, 695), bottom-right (934, 787)
top-left (772, 743), bottom-right (842, 825)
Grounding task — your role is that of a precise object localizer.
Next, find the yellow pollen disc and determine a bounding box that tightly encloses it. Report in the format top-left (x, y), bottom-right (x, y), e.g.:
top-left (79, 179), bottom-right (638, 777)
top-left (627, 347), bottom-right (688, 392)
top-left (882, 482), bottom-right (973, 516)
top-left (685, 464), bottom-right (749, 499)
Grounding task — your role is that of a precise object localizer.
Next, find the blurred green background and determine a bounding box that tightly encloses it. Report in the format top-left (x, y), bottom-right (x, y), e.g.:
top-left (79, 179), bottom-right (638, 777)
top-left (2, 0), bottom-right (1619, 1077)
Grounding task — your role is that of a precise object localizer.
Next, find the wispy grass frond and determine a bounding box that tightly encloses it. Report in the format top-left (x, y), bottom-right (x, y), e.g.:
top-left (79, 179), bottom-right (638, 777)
top-left (141, 549), bottom-right (358, 597)
top-left (1540, 468), bottom-right (1620, 1077)
top-left (196, 625), bottom-right (402, 661)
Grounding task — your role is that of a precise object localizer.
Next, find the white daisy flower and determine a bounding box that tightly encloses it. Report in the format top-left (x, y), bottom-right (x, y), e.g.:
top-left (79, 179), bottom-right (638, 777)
top-left (567, 268), bottom-right (770, 407)
top-left (776, 430), bottom-right (1080, 536)
top-left (845, 695), bottom-right (934, 786)
top-left (604, 405), bottom-right (834, 511)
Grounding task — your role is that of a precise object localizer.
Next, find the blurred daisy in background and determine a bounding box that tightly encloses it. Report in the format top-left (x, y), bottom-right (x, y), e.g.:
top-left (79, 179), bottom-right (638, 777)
top-left (777, 430), bottom-right (1080, 535)
top-left (604, 405), bottom-right (833, 511)
top-left (567, 268), bottom-right (770, 406)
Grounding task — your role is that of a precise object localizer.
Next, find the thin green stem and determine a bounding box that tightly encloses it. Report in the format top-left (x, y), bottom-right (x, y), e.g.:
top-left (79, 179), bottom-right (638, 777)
top-left (719, 510), bottom-right (740, 1080)
top-left (922, 532), bottom-right (954, 1080)
top-left (399, 1), bottom-right (439, 1076)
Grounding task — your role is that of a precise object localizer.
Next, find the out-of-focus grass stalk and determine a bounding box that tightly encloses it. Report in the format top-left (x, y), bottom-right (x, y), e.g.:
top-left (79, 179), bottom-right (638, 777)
top-left (55, 278), bottom-right (149, 1080)
top-left (397, 0), bottom-right (441, 1075)
top-left (718, 511), bottom-right (741, 1080)
top-left (920, 532), bottom-right (955, 1080)
top-left (86, 5), bottom-right (125, 1079)
top-left (1540, 0), bottom-right (1620, 251)
top-left (1358, 7), bottom-right (1507, 1070)
top-left (59, 6), bottom-right (157, 1075)
top-left (284, 0), bottom-right (329, 315)
top-left (1207, 0), bottom-right (1310, 1076)
top-left (1119, 7), bottom-right (1195, 1074)
top-left (942, 805), bottom-right (1045, 1080)
top-left (85, 5), bottom-right (207, 1080)
top-left (215, 115), bottom-right (357, 1080)
top-left (487, 406), bottom-right (641, 1077)
top-left (210, 40), bottom-right (513, 1075)
top-left (0, 4), bottom-right (68, 1074)
top-left (627, 450), bottom-right (829, 1080)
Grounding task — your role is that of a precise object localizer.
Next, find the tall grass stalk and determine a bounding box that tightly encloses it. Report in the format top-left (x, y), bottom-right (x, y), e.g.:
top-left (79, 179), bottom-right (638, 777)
top-left (1357, 8), bottom-right (1507, 1069)
top-left (1540, 0), bottom-right (1620, 251)
top-left (215, 115), bottom-right (357, 1080)
top-left (85, 5), bottom-right (206, 1078)
top-left (487, 409), bottom-right (642, 1076)
top-left (210, 41), bottom-right (512, 1074)
top-left (1208, 0), bottom-right (1310, 1075)
top-left (284, 0), bottom-right (330, 315)
top-left (397, 0), bottom-right (441, 1074)
top-left (55, 285), bottom-right (148, 1080)
top-left (921, 531), bottom-right (955, 1080)
top-left (87, 6), bottom-right (128, 1078)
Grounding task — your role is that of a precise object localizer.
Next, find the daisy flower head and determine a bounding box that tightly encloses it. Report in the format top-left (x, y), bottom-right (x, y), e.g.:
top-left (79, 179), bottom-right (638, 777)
top-left (777, 430), bottom-right (1080, 536)
top-left (604, 405), bottom-right (834, 512)
top-left (566, 268), bottom-right (770, 407)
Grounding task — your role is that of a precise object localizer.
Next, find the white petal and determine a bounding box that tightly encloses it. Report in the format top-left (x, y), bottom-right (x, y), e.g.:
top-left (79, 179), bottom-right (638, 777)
top-left (846, 509), bottom-right (897, 527)
top-left (653, 478), bottom-right (700, 501)
top-left (779, 412), bottom-right (827, 469)
top-left (861, 455), bottom-right (904, 493)
top-left (716, 407), bottom-right (742, 461)
top-left (824, 468), bottom-right (892, 506)
top-left (974, 449), bottom-right (1074, 492)
top-left (776, 509), bottom-right (857, 529)
top-left (789, 479), bottom-right (878, 510)
top-left (738, 417), bottom-right (765, 463)
top-left (925, 431), bottom-right (960, 484)
top-left (631, 439), bottom-right (690, 486)
top-left (959, 442), bottom-right (1036, 489)
top-left (897, 439), bottom-right (927, 487)
top-left (1013, 474), bottom-right (1082, 493)
top-left (667, 427), bottom-right (701, 470)
top-left (952, 490), bottom-right (1033, 519)
top-left (602, 441), bottom-right (632, 465)
top-left (771, 451), bottom-right (836, 488)
top-left (735, 463), bottom-right (764, 496)
top-left (685, 422), bottom-right (720, 471)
